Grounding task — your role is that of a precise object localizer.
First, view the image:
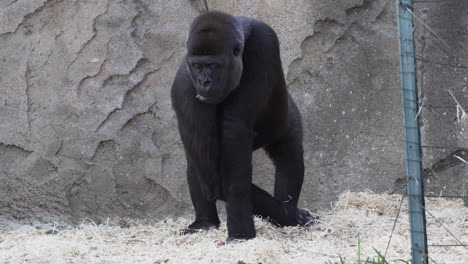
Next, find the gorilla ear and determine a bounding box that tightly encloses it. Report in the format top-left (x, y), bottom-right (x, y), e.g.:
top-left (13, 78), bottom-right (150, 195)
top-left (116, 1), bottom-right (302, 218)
top-left (233, 44), bottom-right (241, 57)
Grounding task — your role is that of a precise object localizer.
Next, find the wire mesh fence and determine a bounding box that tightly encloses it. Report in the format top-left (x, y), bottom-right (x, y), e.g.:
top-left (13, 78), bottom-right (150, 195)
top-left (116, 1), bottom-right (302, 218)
top-left (390, 1), bottom-right (467, 263)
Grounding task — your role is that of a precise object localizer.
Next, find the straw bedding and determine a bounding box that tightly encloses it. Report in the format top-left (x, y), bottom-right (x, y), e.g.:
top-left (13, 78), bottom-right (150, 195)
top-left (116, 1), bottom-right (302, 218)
top-left (0, 191), bottom-right (466, 264)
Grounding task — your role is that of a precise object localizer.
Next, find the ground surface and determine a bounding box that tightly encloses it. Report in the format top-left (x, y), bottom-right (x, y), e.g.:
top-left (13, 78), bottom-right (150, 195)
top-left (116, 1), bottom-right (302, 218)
top-left (0, 192), bottom-right (466, 264)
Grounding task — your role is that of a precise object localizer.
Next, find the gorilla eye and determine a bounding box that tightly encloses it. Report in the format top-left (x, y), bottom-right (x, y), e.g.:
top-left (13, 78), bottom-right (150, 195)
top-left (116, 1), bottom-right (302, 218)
top-left (233, 45), bottom-right (241, 56)
top-left (192, 63), bottom-right (202, 70)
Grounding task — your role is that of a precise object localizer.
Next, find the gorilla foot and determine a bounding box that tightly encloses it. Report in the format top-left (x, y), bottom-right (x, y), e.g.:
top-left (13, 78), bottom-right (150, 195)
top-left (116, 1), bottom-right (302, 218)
top-left (297, 208), bottom-right (319, 227)
top-left (180, 220), bottom-right (220, 235)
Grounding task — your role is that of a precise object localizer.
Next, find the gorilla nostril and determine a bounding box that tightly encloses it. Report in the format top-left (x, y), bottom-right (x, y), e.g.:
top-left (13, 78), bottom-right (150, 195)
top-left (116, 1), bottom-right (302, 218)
top-left (204, 80), bottom-right (212, 87)
top-left (199, 79), bottom-right (212, 88)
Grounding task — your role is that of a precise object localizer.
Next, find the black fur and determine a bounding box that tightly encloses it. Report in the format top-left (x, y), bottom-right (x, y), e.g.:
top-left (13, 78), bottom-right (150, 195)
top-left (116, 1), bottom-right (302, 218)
top-left (171, 11), bottom-right (315, 241)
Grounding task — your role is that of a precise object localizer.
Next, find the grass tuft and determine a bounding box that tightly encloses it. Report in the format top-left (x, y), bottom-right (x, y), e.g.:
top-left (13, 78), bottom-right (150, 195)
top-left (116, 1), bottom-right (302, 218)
top-left (328, 238), bottom-right (411, 264)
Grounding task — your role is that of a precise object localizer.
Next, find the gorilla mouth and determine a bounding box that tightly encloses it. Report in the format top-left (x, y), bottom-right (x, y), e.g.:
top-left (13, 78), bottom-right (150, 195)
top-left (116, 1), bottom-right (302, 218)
top-left (196, 94), bottom-right (220, 104)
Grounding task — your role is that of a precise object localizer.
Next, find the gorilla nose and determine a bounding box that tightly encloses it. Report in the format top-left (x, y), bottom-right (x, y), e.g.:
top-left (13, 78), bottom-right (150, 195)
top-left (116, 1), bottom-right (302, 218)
top-left (198, 79), bottom-right (212, 89)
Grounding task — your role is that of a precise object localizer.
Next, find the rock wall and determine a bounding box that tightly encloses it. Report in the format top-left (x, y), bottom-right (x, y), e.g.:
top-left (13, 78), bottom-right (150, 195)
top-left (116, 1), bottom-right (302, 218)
top-left (415, 1), bottom-right (468, 198)
top-left (0, 0), bottom-right (466, 229)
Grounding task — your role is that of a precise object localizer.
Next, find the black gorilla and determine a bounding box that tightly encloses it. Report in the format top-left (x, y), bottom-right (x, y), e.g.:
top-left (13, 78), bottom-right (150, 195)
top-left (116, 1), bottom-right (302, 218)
top-left (171, 11), bottom-right (314, 241)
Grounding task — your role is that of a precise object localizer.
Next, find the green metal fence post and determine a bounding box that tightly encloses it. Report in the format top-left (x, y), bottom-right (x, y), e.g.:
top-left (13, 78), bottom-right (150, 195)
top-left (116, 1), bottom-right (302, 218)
top-left (396, 1), bottom-right (429, 263)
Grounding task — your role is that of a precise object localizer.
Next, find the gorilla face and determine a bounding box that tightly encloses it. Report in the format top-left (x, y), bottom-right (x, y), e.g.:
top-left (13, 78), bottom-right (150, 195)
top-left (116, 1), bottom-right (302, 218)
top-left (186, 14), bottom-right (244, 104)
top-left (187, 48), bottom-right (242, 104)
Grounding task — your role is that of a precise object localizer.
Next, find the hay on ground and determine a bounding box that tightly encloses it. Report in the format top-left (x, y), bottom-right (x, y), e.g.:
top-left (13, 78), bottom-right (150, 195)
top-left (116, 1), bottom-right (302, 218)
top-left (0, 191), bottom-right (466, 264)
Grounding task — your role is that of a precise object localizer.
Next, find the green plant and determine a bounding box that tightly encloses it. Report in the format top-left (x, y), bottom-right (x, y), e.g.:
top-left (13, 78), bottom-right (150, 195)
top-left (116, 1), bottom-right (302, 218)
top-left (327, 255), bottom-right (345, 264)
top-left (363, 248), bottom-right (389, 264)
top-left (326, 237), bottom-right (411, 264)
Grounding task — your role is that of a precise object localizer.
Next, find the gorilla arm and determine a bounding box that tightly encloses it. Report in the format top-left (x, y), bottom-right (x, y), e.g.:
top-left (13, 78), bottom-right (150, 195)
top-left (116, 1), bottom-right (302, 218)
top-left (218, 89), bottom-right (258, 240)
top-left (171, 65), bottom-right (221, 201)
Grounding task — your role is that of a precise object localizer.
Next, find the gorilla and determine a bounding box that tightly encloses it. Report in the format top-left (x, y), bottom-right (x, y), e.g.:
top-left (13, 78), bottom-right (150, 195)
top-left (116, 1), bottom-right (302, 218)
top-left (171, 11), bottom-right (315, 241)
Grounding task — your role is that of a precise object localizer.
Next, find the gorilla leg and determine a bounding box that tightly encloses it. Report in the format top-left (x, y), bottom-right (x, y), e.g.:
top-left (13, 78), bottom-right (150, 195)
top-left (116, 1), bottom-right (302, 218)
top-left (249, 98), bottom-right (313, 227)
top-left (181, 161), bottom-right (220, 234)
top-left (265, 108), bottom-right (304, 207)
top-left (251, 184), bottom-right (314, 227)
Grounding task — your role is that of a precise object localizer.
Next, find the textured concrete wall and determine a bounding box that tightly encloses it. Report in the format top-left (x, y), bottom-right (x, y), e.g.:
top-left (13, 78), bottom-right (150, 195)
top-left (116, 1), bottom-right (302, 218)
top-left (415, 1), bottom-right (468, 198)
top-left (0, 0), bottom-right (466, 230)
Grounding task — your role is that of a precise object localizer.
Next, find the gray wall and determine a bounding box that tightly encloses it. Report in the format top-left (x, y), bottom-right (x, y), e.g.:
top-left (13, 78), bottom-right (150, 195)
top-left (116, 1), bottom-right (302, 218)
top-left (415, 1), bottom-right (468, 197)
top-left (0, 0), bottom-right (466, 229)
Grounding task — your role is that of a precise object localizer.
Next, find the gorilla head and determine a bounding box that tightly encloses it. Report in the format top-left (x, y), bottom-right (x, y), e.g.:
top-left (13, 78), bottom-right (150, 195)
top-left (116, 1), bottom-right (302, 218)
top-left (186, 12), bottom-right (244, 104)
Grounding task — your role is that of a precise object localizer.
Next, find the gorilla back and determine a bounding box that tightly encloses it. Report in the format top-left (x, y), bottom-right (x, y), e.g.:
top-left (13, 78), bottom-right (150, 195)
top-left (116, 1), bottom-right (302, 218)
top-left (171, 11), bottom-right (313, 241)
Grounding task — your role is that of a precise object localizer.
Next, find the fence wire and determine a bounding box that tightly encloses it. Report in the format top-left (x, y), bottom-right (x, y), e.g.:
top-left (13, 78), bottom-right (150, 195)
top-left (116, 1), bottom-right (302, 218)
top-left (387, 2), bottom-right (468, 262)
